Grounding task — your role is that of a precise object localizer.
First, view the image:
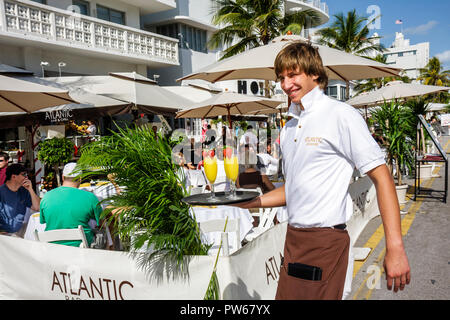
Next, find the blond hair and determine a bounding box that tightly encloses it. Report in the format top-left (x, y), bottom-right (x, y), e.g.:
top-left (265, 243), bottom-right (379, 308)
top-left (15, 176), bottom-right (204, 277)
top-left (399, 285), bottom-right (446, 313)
top-left (274, 41), bottom-right (328, 89)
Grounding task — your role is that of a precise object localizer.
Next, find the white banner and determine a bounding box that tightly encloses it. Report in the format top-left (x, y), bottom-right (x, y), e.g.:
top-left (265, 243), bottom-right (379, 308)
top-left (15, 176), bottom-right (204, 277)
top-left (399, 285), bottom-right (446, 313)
top-left (0, 176), bottom-right (376, 300)
top-left (441, 113), bottom-right (450, 127)
top-left (0, 236), bottom-right (215, 300)
top-left (216, 222), bottom-right (287, 300)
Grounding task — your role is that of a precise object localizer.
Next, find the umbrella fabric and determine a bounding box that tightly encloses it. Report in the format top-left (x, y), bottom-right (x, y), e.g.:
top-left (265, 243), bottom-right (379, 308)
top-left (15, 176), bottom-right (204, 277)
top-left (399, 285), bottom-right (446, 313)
top-left (177, 35), bottom-right (401, 83)
top-left (0, 80), bottom-right (130, 129)
top-left (346, 81), bottom-right (450, 107)
top-left (40, 72), bottom-right (193, 116)
top-left (0, 64), bottom-right (34, 75)
top-left (0, 75), bottom-right (76, 113)
top-left (175, 92), bottom-right (284, 119)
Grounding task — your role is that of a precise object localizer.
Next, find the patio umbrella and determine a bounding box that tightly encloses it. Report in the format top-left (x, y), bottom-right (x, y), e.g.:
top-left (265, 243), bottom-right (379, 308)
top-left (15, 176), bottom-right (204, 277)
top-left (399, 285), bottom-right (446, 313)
top-left (346, 80), bottom-right (450, 108)
top-left (42, 72), bottom-right (193, 116)
top-left (0, 83), bottom-right (130, 129)
top-left (175, 91), bottom-right (284, 128)
top-left (177, 35), bottom-right (401, 83)
top-left (0, 75), bottom-right (76, 113)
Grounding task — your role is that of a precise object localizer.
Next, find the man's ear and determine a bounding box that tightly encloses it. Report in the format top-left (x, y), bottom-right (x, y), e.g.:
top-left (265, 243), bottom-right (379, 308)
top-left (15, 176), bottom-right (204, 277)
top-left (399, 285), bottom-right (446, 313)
top-left (312, 74), bottom-right (319, 81)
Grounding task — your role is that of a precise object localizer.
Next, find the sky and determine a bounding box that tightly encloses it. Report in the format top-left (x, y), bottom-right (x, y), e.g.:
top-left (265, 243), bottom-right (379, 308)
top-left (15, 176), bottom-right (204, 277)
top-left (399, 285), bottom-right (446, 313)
top-left (322, 0), bottom-right (450, 70)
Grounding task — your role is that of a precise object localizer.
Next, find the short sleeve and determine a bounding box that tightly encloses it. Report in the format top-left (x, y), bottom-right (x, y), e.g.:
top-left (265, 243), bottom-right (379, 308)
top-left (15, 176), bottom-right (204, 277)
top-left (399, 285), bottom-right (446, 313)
top-left (338, 106), bottom-right (385, 174)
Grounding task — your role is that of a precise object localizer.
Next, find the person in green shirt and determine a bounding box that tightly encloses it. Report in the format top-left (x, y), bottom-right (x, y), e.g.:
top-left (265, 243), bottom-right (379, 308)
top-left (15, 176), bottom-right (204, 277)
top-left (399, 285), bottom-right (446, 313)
top-left (40, 162), bottom-right (102, 247)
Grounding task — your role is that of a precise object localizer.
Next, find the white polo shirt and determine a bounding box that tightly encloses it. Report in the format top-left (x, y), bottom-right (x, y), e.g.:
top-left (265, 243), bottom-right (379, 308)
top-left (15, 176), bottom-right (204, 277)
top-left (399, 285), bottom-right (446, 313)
top-left (280, 86), bottom-right (385, 228)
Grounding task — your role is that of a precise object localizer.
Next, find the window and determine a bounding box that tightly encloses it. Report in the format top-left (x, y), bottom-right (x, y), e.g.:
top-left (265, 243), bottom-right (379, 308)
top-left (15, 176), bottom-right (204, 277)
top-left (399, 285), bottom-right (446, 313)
top-left (326, 86), bottom-right (337, 98)
top-left (31, 0), bottom-right (47, 4)
top-left (96, 5), bottom-right (125, 25)
top-left (157, 23), bottom-right (206, 53)
top-left (72, 0), bottom-right (90, 16)
top-left (398, 52), bottom-right (403, 57)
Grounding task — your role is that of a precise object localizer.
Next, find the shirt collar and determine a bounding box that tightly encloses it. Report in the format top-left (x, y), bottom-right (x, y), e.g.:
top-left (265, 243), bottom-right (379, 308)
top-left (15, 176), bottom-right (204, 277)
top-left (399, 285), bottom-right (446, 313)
top-left (287, 85), bottom-right (323, 118)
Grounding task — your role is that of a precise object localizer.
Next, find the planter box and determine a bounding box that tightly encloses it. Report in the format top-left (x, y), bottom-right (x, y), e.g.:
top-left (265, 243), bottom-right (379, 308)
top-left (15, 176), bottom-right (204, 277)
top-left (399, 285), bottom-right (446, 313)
top-left (396, 184), bottom-right (408, 205)
top-left (419, 164), bottom-right (433, 179)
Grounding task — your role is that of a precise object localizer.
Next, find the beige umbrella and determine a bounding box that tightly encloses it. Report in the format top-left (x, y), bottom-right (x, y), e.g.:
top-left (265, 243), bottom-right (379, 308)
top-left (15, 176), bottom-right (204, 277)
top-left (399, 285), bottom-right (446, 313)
top-left (346, 80), bottom-right (450, 107)
top-left (175, 91), bottom-right (284, 128)
top-left (0, 74), bottom-right (76, 113)
top-left (178, 35), bottom-right (401, 83)
top-left (43, 72), bottom-right (193, 116)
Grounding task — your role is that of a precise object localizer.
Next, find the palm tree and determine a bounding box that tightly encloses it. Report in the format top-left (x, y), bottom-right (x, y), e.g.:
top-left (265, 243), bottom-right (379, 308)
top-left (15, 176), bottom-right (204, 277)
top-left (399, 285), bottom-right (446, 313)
top-left (418, 57), bottom-right (450, 86)
top-left (418, 57), bottom-right (450, 103)
top-left (317, 10), bottom-right (385, 99)
top-left (208, 0), bottom-right (321, 59)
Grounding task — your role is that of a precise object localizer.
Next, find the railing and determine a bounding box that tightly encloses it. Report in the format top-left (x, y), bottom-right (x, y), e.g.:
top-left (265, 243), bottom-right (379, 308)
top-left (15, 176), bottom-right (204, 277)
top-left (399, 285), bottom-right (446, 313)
top-left (0, 0), bottom-right (179, 64)
top-left (304, 0), bottom-right (328, 15)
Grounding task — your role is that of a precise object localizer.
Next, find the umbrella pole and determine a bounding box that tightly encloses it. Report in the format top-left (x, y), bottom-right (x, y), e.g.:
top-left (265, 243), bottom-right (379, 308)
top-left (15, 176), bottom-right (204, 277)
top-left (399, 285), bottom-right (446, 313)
top-left (227, 107), bottom-right (232, 130)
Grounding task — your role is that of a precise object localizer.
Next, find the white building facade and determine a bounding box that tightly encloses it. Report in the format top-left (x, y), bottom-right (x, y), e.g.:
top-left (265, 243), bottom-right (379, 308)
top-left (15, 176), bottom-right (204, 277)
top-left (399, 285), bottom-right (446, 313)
top-left (0, 0), bottom-right (180, 77)
top-left (383, 32), bottom-right (429, 80)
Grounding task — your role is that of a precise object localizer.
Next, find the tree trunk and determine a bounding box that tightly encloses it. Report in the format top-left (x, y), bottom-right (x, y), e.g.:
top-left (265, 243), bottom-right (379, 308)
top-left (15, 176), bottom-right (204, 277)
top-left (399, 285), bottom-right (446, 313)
top-left (55, 165), bottom-right (61, 187)
top-left (395, 155), bottom-right (402, 186)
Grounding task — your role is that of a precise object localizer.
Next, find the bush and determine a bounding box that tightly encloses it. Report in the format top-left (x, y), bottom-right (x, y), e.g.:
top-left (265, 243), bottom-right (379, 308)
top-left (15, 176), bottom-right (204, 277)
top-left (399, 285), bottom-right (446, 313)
top-left (37, 137), bottom-right (74, 186)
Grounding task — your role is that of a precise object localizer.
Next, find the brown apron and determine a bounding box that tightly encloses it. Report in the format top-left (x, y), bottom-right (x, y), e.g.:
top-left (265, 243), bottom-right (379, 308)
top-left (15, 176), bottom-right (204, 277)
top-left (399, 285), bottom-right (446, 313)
top-left (275, 224), bottom-right (350, 300)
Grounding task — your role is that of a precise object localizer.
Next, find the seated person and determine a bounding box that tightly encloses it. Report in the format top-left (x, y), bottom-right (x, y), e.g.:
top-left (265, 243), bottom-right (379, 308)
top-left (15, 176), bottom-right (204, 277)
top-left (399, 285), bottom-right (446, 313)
top-left (0, 151), bottom-right (9, 186)
top-left (236, 147), bottom-right (275, 194)
top-left (0, 164), bottom-right (40, 235)
top-left (39, 163), bottom-right (102, 247)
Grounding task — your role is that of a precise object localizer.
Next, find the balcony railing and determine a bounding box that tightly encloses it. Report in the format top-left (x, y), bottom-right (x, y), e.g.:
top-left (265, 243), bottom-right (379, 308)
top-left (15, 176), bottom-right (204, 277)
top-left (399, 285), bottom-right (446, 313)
top-left (0, 0), bottom-right (179, 65)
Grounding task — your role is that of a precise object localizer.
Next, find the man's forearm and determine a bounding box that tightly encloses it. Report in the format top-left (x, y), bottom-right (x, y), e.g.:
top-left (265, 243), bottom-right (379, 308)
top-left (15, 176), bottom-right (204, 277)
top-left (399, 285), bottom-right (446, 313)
top-left (29, 188), bottom-right (41, 211)
top-left (367, 165), bottom-right (404, 249)
top-left (236, 185), bottom-right (286, 209)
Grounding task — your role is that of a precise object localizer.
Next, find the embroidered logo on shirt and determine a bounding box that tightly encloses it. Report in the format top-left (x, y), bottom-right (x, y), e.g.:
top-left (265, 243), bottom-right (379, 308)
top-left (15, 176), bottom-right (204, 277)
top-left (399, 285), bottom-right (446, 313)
top-left (305, 137), bottom-right (323, 146)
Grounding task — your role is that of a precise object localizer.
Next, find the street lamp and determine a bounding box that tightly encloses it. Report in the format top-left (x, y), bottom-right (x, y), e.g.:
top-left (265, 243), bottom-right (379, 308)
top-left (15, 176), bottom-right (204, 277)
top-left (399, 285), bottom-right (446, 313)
top-left (58, 62), bottom-right (66, 77)
top-left (40, 61), bottom-right (49, 77)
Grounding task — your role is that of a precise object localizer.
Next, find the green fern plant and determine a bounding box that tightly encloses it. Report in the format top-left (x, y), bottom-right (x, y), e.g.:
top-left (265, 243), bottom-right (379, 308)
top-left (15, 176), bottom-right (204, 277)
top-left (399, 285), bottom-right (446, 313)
top-left (76, 125), bottom-right (219, 299)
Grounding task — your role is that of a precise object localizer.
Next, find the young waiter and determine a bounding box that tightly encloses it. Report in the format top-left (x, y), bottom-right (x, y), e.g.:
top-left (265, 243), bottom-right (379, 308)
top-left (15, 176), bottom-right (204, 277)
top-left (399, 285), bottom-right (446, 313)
top-left (235, 41), bottom-right (410, 299)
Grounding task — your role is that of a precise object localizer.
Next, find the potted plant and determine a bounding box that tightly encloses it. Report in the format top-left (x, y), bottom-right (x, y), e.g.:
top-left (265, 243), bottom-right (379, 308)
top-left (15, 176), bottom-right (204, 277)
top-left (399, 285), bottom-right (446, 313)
top-left (76, 125), bottom-right (219, 299)
top-left (370, 100), bottom-right (414, 204)
top-left (37, 137), bottom-right (74, 187)
top-left (404, 97), bottom-right (433, 178)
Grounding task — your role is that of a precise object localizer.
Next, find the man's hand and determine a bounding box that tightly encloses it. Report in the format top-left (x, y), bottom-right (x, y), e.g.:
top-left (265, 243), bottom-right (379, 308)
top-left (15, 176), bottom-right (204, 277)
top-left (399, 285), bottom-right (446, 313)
top-left (22, 178), bottom-right (33, 191)
top-left (384, 246), bottom-right (411, 292)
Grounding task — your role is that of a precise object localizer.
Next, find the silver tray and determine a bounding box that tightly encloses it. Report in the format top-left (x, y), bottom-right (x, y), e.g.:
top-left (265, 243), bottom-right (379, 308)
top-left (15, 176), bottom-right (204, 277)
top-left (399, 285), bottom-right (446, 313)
top-left (182, 190), bottom-right (260, 206)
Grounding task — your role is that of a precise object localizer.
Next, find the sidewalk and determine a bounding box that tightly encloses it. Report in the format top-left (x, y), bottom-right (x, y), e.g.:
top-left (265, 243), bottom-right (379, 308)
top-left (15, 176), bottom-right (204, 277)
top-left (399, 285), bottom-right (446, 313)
top-left (348, 135), bottom-right (450, 300)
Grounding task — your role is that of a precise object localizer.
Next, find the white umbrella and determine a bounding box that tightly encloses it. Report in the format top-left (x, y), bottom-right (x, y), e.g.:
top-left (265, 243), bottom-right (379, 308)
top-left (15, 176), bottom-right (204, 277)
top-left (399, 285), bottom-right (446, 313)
top-left (175, 91), bottom-right (284, 128)
top-left (0, 75), bottom-right (76, 113)
top-left (346, 80), bottom-right (450, 107)
top-left (0, 82), bottom-right (130, 129)
top-left (178, 35), bottom-right (401, 83)
top-left (42, 72), bottom-right (193, 116)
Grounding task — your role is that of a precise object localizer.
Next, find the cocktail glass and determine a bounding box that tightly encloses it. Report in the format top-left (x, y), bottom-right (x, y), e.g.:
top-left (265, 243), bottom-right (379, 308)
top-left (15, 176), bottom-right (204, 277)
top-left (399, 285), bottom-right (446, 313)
top-left (224, 146), bottom-right (239, 199)
top-left (203, 151), bottom-right (218, 201)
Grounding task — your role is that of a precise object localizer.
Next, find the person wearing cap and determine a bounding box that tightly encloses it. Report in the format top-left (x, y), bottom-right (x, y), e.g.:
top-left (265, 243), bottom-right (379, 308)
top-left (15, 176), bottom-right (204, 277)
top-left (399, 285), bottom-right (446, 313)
top-left (234, 41), bottom-right (410, 299)
top-left (39, 162), bottom-right (102, 247)
top-left (0, 164), bottom-right (40, 235)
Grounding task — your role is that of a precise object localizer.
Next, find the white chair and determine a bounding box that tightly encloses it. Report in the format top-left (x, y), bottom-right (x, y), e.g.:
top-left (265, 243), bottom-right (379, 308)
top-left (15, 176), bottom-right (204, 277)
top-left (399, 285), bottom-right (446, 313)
top-left (244, 207), bottom-right (278, 242)
top-left (198, 218), bottom-right (241, 256)
top-left (34, 225), bottom-right (89, 248)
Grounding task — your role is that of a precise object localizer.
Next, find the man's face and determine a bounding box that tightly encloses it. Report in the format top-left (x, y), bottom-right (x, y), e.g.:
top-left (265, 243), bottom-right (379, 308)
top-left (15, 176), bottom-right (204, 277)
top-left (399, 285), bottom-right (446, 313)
top-left (0, 157), bottom-right (7, 169)
top-left (279, 69), bottom-right (319, 104)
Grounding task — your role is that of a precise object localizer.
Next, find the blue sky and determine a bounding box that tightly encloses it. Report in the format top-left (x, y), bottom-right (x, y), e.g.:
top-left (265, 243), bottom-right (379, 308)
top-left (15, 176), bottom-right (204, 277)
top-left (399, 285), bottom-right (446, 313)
top-left (323, 0), bottom-right (450, 70)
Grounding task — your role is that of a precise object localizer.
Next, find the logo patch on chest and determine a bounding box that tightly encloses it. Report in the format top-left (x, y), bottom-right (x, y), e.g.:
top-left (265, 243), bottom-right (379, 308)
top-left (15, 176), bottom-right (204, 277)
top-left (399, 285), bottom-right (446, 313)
top-left (304, 137), bottom-right (323, 146)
